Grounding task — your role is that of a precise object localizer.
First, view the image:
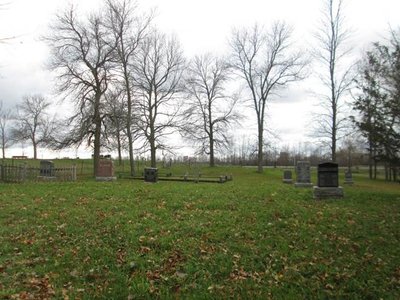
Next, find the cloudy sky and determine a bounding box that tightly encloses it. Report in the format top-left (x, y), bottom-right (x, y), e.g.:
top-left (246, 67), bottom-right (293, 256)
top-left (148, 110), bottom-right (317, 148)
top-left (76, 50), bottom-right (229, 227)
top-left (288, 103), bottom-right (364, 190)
top-left (0, 0), bottom-right (399, 158)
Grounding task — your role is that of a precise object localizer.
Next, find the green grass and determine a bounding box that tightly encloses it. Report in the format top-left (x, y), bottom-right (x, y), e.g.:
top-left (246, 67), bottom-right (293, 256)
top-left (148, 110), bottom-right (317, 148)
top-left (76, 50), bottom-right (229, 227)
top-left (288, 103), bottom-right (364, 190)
top-left (0, 166), bottom-right (399, 299)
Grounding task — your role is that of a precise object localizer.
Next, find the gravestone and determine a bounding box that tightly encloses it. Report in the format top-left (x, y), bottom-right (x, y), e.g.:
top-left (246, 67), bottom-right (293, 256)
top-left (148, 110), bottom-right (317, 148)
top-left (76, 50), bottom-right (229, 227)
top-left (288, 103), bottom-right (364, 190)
top-left (282, 170), bottom-right (293, 184)
top-left (313, 162), bottom-right (344, 199)
top-left (144, 167), bottom-right (158, 183)
top-left (294, 161), bottom-right (313, 187)
top-left (96, 159), bottom-right (116, 181)
top-left (344, 170), bottom-right (354, 185)
top-left (39, 160), bottom-right (55, 178)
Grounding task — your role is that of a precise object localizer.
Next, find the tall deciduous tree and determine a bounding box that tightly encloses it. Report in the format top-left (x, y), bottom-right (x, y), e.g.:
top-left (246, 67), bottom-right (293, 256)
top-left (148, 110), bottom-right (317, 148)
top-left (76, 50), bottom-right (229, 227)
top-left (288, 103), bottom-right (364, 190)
top-left (106, 0), bottom-right (152, 175)
top-left (314, 0), bottom-right (353, 161)
top-left (132, 30), bottom-right (185, 167)
top-left (230, 22), bottom-right (305, 173)
top-left (45, 5), bottom-right (117, 176)
top-left (12, 95), bottom-right (54, 159)
top-left (182, 54), bottom-right (239, 167)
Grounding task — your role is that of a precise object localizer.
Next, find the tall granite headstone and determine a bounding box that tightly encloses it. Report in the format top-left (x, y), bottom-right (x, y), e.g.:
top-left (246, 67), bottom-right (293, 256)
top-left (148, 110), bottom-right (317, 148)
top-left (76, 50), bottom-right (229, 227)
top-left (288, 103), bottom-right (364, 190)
top-left (294, 161), bottom-right (313, 187)
top-left (96, 159), bottom-right (116, 181)
top-left (313, 162), bottom-right (344, 199)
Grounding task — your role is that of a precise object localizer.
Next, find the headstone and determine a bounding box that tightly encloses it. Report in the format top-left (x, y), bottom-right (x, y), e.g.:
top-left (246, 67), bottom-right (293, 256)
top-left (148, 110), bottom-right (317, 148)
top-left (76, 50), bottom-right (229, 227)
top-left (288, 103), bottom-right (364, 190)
top-left (294, 161), bottom-right (313, 187)
top-left (282, 170), bottom-right (293, 184)
top-left (96, 159), bottom-right (116, 181)
top-left (39, 160), bottom-right (55, 178)
top-left (313, 162), bottom-right (344, 199)
top-left (318, 162), bottom-right (338, 187)
top-left (344, 170), bottom-right (354, 185)
top-left (144, 167), bottom-right (158, 183)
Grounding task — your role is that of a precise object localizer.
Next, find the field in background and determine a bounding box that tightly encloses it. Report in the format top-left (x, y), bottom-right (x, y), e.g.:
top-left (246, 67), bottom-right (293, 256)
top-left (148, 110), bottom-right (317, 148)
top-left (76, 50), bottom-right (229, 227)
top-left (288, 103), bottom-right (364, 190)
top-left (0, 166), bottom-right (399, 299)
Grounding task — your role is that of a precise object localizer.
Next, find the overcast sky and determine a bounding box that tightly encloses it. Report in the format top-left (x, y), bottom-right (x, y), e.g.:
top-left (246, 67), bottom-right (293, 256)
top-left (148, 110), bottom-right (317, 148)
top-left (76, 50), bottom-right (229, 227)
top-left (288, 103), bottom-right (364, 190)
top-left (0, 0), bottom-right (399, 158)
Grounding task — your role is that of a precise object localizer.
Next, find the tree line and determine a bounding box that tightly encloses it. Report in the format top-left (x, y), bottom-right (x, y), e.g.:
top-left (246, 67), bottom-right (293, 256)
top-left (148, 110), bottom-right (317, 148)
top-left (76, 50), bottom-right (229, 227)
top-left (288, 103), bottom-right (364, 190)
top-left (0, 0), bottom-right (399, 181)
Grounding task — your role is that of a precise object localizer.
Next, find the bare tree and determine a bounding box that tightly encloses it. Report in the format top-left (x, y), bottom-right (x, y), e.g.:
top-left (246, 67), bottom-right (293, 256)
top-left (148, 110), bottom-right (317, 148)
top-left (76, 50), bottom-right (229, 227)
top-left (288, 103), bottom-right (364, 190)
top-left (103, 88), bottom-right (128, 165)
top-left (314, 0), bottom-right (353, 161)
top-left (45, 5), bottom-right (117, 176)
top-left (182, 54), bottom-right (239, 167)
top-left (133, 30), bottom-right (185, 167)
top-left (12, 95), bottom-right (54, 159)
top-left (106, 0), bottom-right (152, 175)
top-left (0, 101), bottom-right (12, 159)
top-left (230, 22), bottom-right (306, 172)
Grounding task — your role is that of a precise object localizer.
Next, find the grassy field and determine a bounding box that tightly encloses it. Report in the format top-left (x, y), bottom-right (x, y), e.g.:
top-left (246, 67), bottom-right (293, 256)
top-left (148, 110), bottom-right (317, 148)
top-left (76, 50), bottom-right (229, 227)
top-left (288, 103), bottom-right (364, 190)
top-left (0, 165), bottom-right (399, 299)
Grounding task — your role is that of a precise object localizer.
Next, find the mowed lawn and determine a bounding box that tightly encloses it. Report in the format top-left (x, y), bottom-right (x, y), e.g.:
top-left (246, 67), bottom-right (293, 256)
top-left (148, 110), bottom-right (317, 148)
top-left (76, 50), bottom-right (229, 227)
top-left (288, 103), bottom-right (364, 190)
top-left (0, 166), bottom-right (399, 299)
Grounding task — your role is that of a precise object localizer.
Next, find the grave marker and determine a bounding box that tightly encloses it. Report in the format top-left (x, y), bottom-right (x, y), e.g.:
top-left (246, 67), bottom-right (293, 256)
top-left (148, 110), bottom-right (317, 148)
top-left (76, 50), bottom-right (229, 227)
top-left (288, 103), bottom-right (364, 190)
top-left (313, 162), bottom-right (344, 199)
top-left (39, 160), bottom-right (55, 178)
top-left (96, 159), bottom-right (116, 181)
top-left (294, 161), bottom-right (313, 187)
top-left (344, 170), bottom-right (354, 185)
top-left (283, 170), bottom-right (293, 184)
top-left (144, 167), bottom-right (158, 183)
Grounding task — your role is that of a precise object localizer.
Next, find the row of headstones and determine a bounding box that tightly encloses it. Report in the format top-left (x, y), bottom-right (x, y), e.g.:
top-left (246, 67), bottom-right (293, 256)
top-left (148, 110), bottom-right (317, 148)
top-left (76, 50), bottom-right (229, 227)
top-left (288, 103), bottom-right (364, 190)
top-left (283, 161), bottom-right (353, 199)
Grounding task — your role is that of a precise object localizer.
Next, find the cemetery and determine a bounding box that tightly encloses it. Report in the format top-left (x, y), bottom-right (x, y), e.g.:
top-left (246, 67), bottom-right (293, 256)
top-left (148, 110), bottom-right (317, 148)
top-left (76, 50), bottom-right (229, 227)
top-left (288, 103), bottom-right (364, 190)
top-left (0, 158), bottom-right (399, 299)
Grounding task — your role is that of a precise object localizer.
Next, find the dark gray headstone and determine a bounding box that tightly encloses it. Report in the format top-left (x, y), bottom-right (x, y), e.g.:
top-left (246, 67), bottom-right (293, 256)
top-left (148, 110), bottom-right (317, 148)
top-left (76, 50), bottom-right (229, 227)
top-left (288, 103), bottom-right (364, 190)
top-left (318, 162), bottom-right (338, 187)
top-left (313, 162), bottom-right (343, 199)
top-left (283, 170), bottom-right (293, 184)
top-left (144, 167), bottom-right (158, 182)
top-left (40, 160), bottom-right (54, 177)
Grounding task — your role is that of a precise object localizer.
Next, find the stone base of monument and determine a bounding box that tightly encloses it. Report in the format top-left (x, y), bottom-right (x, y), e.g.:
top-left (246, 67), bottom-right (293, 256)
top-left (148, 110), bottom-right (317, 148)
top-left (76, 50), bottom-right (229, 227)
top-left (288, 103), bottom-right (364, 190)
top-left (283, 179), bottom-right (293, 184)
top-left (343, 180), bottom-right (354, 185)
top-left (294, 182), bottom-right (313, 188)
top-left (96, 176), bottom-right (117, 182)
top-left (313, 186), bottom-right (344, 200)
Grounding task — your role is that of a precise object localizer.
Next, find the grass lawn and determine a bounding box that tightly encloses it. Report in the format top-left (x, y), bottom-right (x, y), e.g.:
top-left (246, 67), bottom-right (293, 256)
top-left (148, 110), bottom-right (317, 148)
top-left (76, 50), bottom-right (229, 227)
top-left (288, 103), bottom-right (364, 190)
top-left (0, 166), bottom-right (399, 299)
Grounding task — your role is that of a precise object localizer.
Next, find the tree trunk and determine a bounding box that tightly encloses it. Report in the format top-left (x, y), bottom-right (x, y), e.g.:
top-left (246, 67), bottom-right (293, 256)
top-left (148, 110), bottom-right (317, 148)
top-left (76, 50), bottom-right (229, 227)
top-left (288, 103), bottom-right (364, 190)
top-left (33, 142), bottom-right (37, 160)
top-left (150, 140), bottom-right (156, 168)
top-left (257, 125), bottom-right (264, 173)
top-left (125, 71), bottom-right (135, 176)
top-left (93, 93), bottom-right (102, 177)
top-left (116, 130), bottom-right (122, 166)
top-left (209, 124), bottom-right (215, 167)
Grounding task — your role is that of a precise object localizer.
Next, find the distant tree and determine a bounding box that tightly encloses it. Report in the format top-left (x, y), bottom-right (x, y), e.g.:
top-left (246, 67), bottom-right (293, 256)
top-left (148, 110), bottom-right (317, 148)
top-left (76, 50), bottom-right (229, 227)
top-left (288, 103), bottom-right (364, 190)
top-left (314, 0), bottom-right (354, 161)
top-left (132, 30), bottom-right (185, 167)
top-left (45, 5), bottom-right (117, 176)
top-left (182, 54), bottom-right (239, 167)
top-left (12, 95), bottom-right (54, 159)
top-left (0, 101), bottom-right (12, 159)
top-left (106, 0), bottom-right (152, 175)
top-left (230, 22), bottom-right (306, 172)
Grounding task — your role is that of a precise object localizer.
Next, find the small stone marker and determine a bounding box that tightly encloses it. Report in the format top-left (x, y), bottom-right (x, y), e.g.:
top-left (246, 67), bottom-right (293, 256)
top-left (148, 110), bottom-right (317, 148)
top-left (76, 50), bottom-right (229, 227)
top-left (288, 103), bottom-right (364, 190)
top-left (96, 159), bottom-right (116, 181)
top-left (344, 170), bottom-right (354, 185)
top-left (144, 167), bottom-right (158, 183)
top-left (294, 161), bottom-right (313, 187)
top-left (313, 162), bottom-right (344, 199)
top-left (39, 160), bottom-right (55, 178)
top-left (283, 170), bottom-right (293, 184)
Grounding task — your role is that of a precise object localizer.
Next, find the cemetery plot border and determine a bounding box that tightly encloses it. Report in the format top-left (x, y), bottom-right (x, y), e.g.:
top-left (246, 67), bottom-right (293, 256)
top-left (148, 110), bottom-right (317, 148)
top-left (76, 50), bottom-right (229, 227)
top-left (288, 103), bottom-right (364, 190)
top-left (0, 164), bottom-right (77, 183)
top-left (130, 173), bottom-right (233, 184)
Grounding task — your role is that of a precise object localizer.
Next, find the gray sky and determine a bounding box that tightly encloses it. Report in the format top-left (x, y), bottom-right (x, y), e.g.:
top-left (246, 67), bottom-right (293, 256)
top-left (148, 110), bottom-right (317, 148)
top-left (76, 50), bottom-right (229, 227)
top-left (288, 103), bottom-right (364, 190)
top-left (0, 0), bottom-right (399, 158)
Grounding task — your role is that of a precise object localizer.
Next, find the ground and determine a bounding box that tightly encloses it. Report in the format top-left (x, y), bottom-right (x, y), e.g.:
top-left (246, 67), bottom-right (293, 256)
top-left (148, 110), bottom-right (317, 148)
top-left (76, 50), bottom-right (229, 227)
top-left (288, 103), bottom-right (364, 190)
top-left (0, 165), bottom-right (399, 299)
